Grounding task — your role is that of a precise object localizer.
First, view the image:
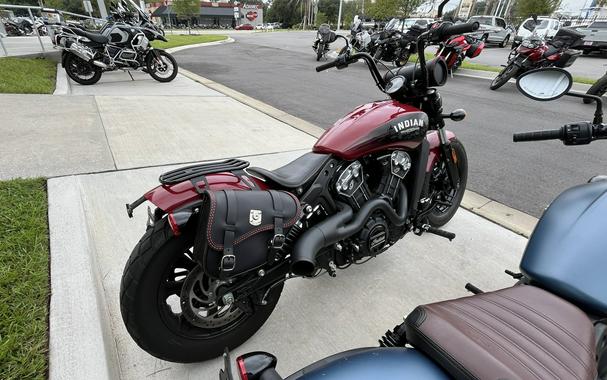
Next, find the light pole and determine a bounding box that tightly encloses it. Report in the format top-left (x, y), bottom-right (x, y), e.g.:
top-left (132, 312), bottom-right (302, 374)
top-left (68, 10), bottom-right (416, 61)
top-left (337, 0), bottom-right (343, 30)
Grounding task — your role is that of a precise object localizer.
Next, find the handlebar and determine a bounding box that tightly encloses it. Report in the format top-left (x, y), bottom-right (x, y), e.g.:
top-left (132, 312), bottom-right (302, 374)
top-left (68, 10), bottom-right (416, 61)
top-left (513, 123), bottom-right (607, 145)
top-left (513, 129), bottom-right (563, 142)
top-left (316, 59), bottom-right (339, 72)
top-left (431, 22), bottom-right (480, 42)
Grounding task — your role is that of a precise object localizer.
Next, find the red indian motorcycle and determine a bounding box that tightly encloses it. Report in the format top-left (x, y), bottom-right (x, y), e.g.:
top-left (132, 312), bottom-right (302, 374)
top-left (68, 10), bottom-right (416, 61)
top-left (435, 31), bottom-right (486, 71)
top-left (120, 20), bottom-right (479, 363)
top-left (490, 27), bottom-right (585, 90)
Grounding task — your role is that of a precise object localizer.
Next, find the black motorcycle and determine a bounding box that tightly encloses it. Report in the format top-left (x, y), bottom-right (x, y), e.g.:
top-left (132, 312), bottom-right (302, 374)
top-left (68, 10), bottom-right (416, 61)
top-left (373, 19), bottom-right (424, 67)
top-left (54, 0), bottom-right (176, 85)
top-left (313, 24), bottom-right (337, 61)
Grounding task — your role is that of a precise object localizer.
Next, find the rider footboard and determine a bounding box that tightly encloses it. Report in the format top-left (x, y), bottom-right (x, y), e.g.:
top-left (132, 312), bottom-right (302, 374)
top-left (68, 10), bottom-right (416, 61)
top-left (159, 158), bottom-right (249, 185)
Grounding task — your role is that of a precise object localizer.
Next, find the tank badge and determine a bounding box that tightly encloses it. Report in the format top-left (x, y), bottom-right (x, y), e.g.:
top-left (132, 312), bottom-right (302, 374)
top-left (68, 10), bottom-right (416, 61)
top-left (392, 118), bottom-right (424, 134)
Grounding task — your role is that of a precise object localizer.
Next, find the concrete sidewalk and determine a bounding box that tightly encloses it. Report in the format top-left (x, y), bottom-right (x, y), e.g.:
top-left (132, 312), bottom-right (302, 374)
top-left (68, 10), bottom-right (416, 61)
top-left (2, 46), bottom-right (531, 379)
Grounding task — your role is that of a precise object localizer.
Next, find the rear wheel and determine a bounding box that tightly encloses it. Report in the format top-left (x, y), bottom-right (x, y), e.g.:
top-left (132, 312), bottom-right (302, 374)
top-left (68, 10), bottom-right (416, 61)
top-left (120, 218), bottom-right (284, 362)
top-left (585, 75), bottom-right (607, 104)
top-left (490, 63), bottom-right (518, 90)
top-left (64, 53), bottom-right (102, 85)
top-left (146, 50), bottom-right (178, 82)
top-left (427, 139), bottom-right (468, 227)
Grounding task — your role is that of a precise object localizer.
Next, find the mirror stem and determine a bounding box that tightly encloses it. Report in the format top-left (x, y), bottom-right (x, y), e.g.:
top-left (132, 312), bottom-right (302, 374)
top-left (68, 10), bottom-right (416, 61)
top-left (567, 93), bottom-right (603, 124)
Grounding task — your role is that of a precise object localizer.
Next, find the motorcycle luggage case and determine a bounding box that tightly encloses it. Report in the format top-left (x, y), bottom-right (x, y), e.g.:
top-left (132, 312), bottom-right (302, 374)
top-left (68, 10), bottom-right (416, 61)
top-left (552, 27), bottom-right (585, 47)
top-left (554, 49), bottom-right (581, 68)
top-left (194, 189), bottom-right (301, 279)
top-left (466, 41), bottom-right (484, 58)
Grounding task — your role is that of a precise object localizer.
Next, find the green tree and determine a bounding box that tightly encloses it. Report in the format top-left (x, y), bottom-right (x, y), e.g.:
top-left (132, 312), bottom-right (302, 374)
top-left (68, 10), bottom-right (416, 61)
top-left (267, 0), bottom-right (301, 27)
top-left (172, 0), bottom-right (198, 33)
top-left (514, 0), bottom-right (561, 18)
top-left (318, 0), bottom-right (339, 25)
top-left (367, 0), bottom-right (423, 21)
top-left (315, 11), bottom-right (328, 26)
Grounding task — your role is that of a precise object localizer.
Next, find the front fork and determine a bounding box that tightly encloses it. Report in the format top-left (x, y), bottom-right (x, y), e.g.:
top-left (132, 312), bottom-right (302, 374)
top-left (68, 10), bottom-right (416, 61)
top-left (438, 127), bottom-right (460, 189)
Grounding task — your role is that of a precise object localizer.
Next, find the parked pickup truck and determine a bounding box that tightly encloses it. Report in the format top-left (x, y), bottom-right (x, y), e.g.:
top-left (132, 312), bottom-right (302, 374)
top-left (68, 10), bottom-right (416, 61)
top-left (574, 21), bottom-right (607, 54)
top-left (468, 15), bottom-right (516, 47)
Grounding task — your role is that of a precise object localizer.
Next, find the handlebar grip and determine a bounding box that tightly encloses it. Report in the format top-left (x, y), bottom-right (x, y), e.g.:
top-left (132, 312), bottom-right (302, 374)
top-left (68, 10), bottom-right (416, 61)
top-left (316, 60), bottom-right (339, 72)
top-left (513, 129), bottom-right (563, 142)
top-left (438, 22), bottom-right (480, 39)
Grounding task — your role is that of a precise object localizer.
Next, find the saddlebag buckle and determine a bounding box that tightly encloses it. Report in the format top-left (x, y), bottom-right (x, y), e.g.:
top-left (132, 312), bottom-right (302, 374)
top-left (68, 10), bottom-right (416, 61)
top-left (270, 234), bottom-right (286, 249)
top-left (220, 254), bottom-right (236, 272)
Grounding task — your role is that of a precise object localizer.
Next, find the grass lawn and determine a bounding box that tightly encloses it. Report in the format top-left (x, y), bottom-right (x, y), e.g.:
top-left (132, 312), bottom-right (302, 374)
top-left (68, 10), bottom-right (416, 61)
top-left (0, 58), bottom-right (56, 94)
top-left (151, 34), bottom-right (227, 49)
top-left (0, 178), bottom-right (49, 380)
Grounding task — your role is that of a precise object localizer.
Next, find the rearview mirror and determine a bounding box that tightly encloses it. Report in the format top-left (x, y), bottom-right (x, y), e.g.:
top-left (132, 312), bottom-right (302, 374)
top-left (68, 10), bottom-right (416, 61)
top-left (516, 68), bottom-right (573, 101)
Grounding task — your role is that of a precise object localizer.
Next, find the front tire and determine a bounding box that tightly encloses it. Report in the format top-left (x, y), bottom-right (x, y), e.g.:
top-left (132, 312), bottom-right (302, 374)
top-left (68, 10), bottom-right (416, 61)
top-left (120, 218), bottom-right (283, 363)
top-left (146, 50), bottom-right (178, 82)
top-left (585, 75), bottom-right (607, 104)
top-left (64, 53), bottom-right (102, 85)
top-left (316, 42), bottom-right (324, 61)
top-left (499, 35), bottom-right (510, 48)
top-left (427, 139), bottom-right (468, 227)
top-left (490, 63), bottom-right (518, 90)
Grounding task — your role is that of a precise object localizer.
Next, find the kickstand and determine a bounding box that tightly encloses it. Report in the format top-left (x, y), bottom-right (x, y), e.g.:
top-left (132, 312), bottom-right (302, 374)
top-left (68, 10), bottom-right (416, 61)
top-left (127, 71), bottom-right (134, 81)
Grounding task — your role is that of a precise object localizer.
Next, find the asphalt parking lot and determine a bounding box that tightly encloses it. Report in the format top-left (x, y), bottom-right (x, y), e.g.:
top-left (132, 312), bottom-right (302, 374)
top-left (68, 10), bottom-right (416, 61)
top-left (175, 31), bottom-right (607, 218)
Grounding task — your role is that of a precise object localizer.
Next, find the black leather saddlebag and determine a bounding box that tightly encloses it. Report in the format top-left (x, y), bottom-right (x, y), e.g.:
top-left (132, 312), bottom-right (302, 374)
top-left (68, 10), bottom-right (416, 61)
top-left (195, 189), bottom-right (302, 279)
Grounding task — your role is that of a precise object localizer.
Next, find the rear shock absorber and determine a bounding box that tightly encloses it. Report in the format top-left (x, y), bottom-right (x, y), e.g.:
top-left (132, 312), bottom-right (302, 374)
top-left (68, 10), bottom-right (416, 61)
top-left (379, 321), bottom-right (408, 347)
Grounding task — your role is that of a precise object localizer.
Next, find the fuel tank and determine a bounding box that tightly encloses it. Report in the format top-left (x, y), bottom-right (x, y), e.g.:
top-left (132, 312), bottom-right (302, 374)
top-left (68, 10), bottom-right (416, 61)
top-left (286, 347), bottom-right (449, 380)
top-left (313, 100), bottom-right (428, 161)
top-left (520, 180), bottom-right (607, 315)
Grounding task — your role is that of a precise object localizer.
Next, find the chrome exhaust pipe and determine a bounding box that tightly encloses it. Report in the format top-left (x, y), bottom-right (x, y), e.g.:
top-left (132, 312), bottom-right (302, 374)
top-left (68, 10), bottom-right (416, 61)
top-left (92, 60), bottom-right (108, 68)
top-left (66, 42), bottom-right (95, 62)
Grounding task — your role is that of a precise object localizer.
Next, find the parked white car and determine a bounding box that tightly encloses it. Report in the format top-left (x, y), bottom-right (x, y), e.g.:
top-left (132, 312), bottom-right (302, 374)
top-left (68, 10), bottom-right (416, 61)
top-left (387, 18), bottom-right (434, 32)
top-left (515, 17), bottom-right (560, 42)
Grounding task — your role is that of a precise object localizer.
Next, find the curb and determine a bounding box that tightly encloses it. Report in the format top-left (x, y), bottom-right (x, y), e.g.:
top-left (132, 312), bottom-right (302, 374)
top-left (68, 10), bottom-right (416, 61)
top-left (165, 36), bottom-right (234, 54)
top-left (53, 63), bottom-right (70, 95)
top-left (48, 177), bottom-right (119, 380)
top-left (179, 68), bottom-right (538, 237)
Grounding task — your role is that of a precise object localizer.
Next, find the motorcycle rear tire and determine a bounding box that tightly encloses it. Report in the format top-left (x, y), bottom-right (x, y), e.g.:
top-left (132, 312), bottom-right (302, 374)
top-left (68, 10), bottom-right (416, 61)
top-left (64, 53), bottom-right (102, 85)
top-left (146, 50), bottom-right (178, 83)
top-left (584, 75), bottom-right (607, 104)
top-left (120, 217), bottom-right (284, 363)
top-left (490, 64), bottom-right (518, 90)
top-left (427, 139), bottom-right (468, 227)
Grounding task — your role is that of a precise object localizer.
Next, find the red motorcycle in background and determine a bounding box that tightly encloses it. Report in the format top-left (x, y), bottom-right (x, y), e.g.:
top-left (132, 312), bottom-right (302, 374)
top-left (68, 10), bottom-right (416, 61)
top-left (490, 27), bottom-right (585, 90)
top-left (435, 31), bottom-right (486, 71)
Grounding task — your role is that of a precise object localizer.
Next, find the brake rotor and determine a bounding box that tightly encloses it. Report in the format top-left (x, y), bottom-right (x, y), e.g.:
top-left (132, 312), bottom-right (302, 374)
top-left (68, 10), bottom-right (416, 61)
top-left (179, 265), bottom-right (243, 329)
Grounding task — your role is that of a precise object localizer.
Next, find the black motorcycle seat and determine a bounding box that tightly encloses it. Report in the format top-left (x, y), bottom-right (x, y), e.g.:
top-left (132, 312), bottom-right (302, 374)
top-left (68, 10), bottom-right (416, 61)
top-left (73, 28), bottom-right (109, 44)
top-left (247, 152), bottom-right (331, 188)
top-left (405, 285), bottom-right (597, 380)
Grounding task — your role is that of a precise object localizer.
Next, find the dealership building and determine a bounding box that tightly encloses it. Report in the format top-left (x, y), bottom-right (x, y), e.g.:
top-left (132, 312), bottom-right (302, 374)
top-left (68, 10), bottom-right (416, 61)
top-left (149, 1), bottom-right (263, 28)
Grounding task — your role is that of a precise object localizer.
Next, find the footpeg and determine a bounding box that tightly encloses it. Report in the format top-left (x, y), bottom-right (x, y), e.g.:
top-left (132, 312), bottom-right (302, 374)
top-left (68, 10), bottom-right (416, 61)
top-left (465, 283), bottom-right (484, 294)
top-left (424, 225), bottom-right (456, 241)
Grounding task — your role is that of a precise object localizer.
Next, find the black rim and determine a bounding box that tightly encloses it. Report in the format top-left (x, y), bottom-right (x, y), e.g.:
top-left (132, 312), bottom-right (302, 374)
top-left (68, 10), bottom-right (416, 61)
top-left (151, 53), bottom-right (175, 79)
top-left (68, 56), bottom-right (96, 80)
top-left (156, 244), bottom-right (248, 339)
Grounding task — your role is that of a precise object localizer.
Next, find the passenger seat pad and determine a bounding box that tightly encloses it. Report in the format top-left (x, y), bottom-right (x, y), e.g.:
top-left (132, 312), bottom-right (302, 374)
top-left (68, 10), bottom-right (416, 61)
top-left (405, 285), bottom-right (597, 380)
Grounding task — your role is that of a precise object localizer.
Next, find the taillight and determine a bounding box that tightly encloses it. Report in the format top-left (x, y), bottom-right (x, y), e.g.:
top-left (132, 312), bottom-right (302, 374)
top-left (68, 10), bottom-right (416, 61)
top-left (237, 356), bottom-right (248, 380)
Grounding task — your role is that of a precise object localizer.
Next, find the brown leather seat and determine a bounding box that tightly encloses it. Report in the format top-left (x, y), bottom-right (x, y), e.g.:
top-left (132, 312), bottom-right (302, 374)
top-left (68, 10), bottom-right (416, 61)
top-left (405, 285), bottom-right (597, 380)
